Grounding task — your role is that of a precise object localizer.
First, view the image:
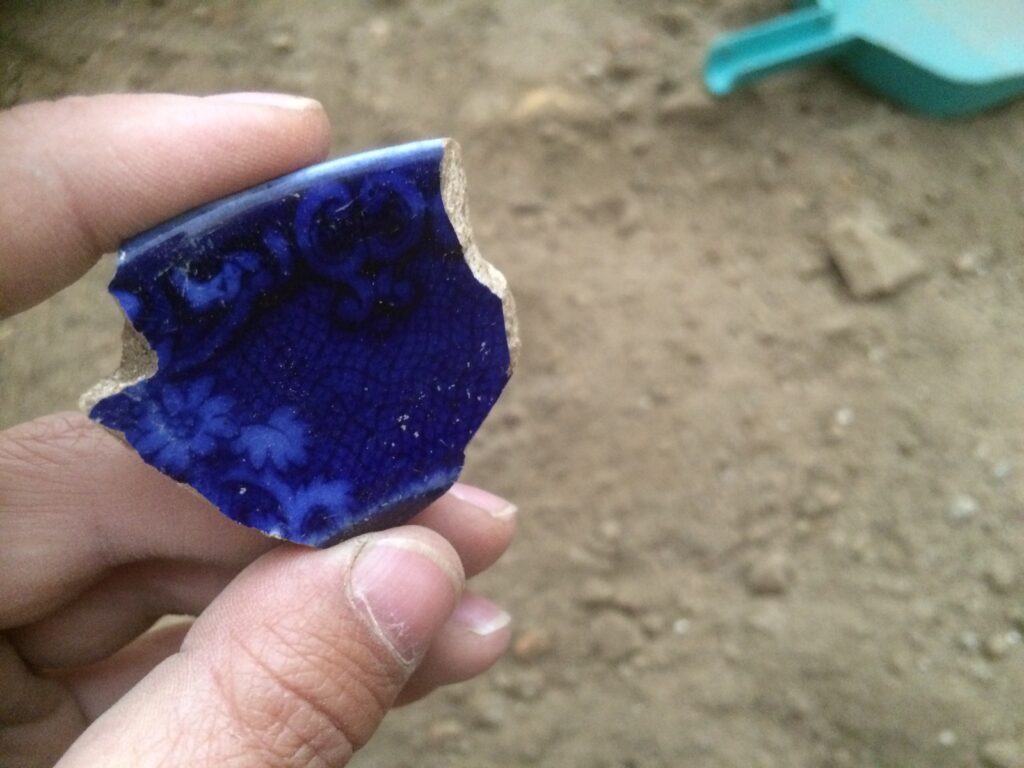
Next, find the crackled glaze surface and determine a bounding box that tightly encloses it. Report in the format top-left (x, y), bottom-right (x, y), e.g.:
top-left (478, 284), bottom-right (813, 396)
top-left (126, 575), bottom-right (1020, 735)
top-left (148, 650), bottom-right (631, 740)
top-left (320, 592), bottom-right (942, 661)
top-left (89, 140), bottom-right (513, 547)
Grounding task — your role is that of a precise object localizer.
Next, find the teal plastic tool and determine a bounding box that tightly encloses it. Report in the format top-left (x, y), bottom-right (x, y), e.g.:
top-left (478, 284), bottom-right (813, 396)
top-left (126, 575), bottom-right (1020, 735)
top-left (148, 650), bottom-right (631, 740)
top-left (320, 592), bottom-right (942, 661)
top-left (704, 0), bottom-right (1024, 117)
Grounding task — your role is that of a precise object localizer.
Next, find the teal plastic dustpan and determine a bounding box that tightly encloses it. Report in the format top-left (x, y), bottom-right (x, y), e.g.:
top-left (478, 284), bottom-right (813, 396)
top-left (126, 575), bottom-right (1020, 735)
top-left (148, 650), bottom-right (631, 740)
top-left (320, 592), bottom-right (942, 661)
top-left (704, 0), bottom-right (1024, 117)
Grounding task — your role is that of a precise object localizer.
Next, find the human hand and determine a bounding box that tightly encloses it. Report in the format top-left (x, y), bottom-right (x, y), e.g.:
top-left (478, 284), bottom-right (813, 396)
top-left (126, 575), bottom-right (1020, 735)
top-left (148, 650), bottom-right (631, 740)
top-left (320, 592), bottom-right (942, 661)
top-left (0, 93), bottom-right (517, 768)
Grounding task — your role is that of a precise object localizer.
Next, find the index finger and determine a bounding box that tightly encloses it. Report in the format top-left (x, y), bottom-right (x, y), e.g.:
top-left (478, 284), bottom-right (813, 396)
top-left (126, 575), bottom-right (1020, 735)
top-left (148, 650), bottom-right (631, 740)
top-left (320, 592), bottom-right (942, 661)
top-left (0, 92), bottom-right (331, 317)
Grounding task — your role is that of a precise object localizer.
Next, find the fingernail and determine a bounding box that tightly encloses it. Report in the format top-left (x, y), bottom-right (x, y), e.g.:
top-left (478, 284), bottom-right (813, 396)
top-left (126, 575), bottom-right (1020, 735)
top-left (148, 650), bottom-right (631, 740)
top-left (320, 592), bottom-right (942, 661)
top-left (208, 91), bottom-right (322, 111)
top-left (450, 593), bottom-right (511, 637)
top-left (349, 535), bottom-right (463, 664)
top-left (449, 483), bottom-right (517, 521)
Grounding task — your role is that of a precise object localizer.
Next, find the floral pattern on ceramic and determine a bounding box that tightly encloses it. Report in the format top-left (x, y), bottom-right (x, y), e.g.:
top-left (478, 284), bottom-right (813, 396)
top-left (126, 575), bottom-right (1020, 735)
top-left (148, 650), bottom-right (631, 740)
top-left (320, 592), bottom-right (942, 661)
top-left (89, 140), bottom-right (513, 547)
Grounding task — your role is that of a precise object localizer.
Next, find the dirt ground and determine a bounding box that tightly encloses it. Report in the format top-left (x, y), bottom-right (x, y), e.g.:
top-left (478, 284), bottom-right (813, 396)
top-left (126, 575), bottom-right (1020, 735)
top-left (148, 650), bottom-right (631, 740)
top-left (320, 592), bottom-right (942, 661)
top-left (3, 1), bottom-right (1024, 766)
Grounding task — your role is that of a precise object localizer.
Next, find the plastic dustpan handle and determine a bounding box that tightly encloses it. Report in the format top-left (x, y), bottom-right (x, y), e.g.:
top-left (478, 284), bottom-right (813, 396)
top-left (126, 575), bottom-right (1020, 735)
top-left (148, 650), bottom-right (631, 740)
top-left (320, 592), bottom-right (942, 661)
top-left (704, 5), bottom-right (853, 96)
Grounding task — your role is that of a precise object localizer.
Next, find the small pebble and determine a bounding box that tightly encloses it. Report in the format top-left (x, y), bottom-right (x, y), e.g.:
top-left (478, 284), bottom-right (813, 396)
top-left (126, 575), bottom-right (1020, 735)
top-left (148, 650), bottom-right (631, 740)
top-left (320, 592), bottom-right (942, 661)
top-left (672, 618), bottom-right (691, 635)
top-left (958, 630), bottom-right (980, 652)
top-left (513, 627), bottom-right (553, 661)
top-left (612, 90), bottom-right (640, 122)
top-left (605, 49), bottom-right (645, 80)
top-left (590, 612), bottom-right (644, 662)
top-left (992, 460), bottom-right (1013, 480)
top-left (983, 631), bottom-right (1016, 660)
top-left (949, 493), bottom-right (979, 520)
top-left (629, 132), bottom-right (654, 156)
top-left (472, 692), bottom-right (508, 730)
top-left (984, 555), bottom-right (1017, 594)
top-left (581, 60), bottom-right (605, 82)
top-left (969, 658), bottom-right (996, 682)
top-left (951, 244), bottom-right (995, 277)
top-left (834, 407), bottom-right (855, 427)
top-left (938, 729), bottom-right (957, 747)
top-left (598, 519), bottom-right (622, 541)
top-left (579, 577), bottom-right (640, 613)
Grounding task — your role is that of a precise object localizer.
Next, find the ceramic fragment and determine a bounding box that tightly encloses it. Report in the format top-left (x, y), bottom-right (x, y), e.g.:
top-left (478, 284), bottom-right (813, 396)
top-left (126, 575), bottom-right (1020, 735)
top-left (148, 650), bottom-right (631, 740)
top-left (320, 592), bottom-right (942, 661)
top-left (83, 139), bottom-right (517, 547)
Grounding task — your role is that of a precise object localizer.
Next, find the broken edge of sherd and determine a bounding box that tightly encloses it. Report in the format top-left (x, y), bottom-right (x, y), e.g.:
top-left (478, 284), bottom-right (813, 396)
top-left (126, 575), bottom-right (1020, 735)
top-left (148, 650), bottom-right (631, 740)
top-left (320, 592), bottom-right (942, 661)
top-left (440, 138), bottom-right (520, 374)
top-left (79, 314), bottom-right (158, 415)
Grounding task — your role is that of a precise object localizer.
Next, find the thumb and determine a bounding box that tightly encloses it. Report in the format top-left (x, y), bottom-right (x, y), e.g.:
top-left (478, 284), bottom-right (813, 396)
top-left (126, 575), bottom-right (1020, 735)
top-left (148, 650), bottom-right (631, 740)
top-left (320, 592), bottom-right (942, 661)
top-left (58, 526), bottom-right (464, 768)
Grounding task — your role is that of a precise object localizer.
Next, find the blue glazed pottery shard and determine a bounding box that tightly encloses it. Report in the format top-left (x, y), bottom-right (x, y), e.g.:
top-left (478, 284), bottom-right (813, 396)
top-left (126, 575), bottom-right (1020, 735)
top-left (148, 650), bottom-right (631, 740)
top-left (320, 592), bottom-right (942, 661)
top-left (83, 140), bottom-right (518, 547)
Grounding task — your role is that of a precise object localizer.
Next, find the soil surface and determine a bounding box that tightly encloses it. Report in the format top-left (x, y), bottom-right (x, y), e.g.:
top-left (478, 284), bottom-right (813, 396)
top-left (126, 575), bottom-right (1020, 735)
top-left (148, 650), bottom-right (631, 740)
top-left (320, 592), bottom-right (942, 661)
top-left (3, 2), bottom-right (1024, 766)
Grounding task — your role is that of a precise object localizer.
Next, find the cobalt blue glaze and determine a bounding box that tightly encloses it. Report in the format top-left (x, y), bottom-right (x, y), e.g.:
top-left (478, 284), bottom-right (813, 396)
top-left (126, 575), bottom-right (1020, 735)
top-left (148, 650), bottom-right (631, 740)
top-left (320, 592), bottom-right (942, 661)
top-left (89, 140), bottom-right (513, 547)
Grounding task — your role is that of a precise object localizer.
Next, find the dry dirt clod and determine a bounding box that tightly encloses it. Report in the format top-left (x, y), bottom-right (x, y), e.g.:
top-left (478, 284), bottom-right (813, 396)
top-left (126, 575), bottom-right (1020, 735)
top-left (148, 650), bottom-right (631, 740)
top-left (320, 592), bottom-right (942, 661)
top-left (472, 691), bottom-right (508, 730)
top-left (612, 90), bottom-right (641, 122)
top-left (981, 740), bottom-right (1024, 768)
top-left (580, 577), bottom-right (615, 606)
top-left (1008, 610), bottom-right (1024, 634)
top-left (652, 7), bottom-right (695, 37)
top-left (510, 86), bottom-right (607, 134)
top-left (426, 718), bottom-right (465, 745)
top-left (498, 668), bottom-right (546, 701)
top-left (982, 631), bottom-right (1020, 660)
top-left (984, 555), bottom-right (1018, 594)
top-left (744, 551), bottom-right (793, 596)
top-left (826, 205), bottom-right (927, 299)
top-left (656, 88), bottom-right (717, 126)
top-left (605, 48), bottom-right (647, 80)
top-left (590, 612), bottom-right (645, 662)
top-left (578, 577), bottom-right (641, 613)
top-left (267, 31), bottom-right (294, 53)
top-left (640, 612), bottom-right (667, 635)
top-left (797, 481), bottom-right (844, 518)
